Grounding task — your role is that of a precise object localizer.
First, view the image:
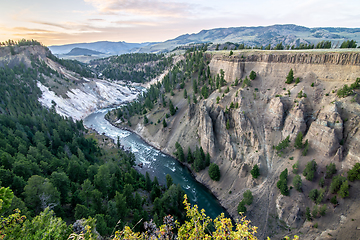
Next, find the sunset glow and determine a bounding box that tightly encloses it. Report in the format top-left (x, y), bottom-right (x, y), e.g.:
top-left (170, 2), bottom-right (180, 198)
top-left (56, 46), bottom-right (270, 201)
top-left (1, 0), bottom-right (360, 46)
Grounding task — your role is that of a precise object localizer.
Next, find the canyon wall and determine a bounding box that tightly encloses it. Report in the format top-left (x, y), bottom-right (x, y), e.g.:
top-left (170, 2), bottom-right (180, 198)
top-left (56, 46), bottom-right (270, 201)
top-left (131, 50), bottom-right (360, 239)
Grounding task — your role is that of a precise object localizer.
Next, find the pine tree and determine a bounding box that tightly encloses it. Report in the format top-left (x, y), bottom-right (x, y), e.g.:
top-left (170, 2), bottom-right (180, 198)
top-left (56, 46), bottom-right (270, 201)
top-left (294, 132), bottom-right (303, 149)
top-left (169, 101), bottom-right (176, 116)
top-left (285, 69), bottom-right (294, 84)
top-left (187, 147), bottom-right (193, 163)
top-left (162, 119), bottom-right (167, 128)
top-left (250, 164), bottom-right (260, 179)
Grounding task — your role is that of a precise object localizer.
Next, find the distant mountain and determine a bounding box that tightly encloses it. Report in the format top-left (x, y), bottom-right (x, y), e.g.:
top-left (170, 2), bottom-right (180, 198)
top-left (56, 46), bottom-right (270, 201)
top-left (49, 25), bottom-right (360, 56)
top-left (65, 47), bottom-right (104, 56)
top-left (137, 24), bottom-right (360, 53)
top-left (49, 41), bottom-right (151, 55)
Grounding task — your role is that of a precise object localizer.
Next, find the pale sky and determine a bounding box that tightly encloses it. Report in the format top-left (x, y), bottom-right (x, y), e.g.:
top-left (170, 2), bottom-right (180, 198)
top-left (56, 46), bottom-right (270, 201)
top-left (1, 0), bottom-right (360, 46)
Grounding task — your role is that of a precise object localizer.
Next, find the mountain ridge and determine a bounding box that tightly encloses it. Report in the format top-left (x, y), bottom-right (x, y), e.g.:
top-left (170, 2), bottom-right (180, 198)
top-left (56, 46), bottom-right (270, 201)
top-left (51, 24), bottom-right (360, 56)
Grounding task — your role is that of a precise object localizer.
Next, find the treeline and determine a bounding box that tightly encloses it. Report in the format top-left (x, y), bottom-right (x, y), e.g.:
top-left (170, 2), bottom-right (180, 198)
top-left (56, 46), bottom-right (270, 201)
top-left (212, 39), bottom-right (358, 51)
top-left (0, 52), bottom-right (185, 237)
top-left (0, 39), bottom-right (42, 47)
top-left (92, 53), bottom-right (173, 83)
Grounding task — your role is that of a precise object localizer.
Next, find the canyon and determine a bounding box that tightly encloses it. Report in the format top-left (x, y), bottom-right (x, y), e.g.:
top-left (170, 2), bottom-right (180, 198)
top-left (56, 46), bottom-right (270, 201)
top-left (108, 49), bottom-right (360, 239)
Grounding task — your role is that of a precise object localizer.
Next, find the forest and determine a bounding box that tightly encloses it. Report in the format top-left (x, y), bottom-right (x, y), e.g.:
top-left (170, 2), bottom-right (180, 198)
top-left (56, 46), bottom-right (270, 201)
top-left (90, 53), bottom-right (173, 83)
top-left (0, 43), bottom-right (186, 238)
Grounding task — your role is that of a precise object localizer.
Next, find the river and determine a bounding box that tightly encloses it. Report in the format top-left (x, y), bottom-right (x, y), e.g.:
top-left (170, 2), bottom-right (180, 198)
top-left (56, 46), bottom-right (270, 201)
top-left (83, 108), bottom-right (231, 220)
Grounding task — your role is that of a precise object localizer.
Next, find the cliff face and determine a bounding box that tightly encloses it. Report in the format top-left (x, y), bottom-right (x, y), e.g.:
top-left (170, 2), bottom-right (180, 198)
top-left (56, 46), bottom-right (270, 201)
top-left (115, 50), bottom-right (360, 239)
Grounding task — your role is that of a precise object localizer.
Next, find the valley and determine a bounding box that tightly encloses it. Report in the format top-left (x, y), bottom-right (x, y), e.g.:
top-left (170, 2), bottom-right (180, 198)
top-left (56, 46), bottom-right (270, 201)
top-left (1, 40), bottom-right (360, 239)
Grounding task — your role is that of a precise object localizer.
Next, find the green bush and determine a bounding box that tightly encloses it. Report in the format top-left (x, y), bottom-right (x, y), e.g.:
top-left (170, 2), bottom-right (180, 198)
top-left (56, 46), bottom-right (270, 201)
top-left (250, 164), bottom-right (260, 179)
top-left (208, 163), bottom-right (220, 181)
top-left (243, 190), bottom-right (253, 205)
top-left (249, 71), bottom-right (256, 80)
top-left (237, 200), bottom-right (247, 214)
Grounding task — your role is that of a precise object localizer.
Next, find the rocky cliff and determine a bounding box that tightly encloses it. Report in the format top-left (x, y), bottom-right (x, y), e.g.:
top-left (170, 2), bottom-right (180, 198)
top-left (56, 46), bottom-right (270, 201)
top-left (110, 50), bottom-right (360, 240)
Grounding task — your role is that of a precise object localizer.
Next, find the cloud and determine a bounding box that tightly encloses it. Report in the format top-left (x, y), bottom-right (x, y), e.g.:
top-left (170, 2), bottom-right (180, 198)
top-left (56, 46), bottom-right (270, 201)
top-left (84, 0), bottom-right (195, 18)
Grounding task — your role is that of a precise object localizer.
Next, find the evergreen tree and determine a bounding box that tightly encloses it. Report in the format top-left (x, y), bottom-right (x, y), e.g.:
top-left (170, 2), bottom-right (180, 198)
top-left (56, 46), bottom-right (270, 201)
top-left (205, 153), bottom-right (210, 167)
top-left (293, 175), bottom-right (302, 192)
top-left (166, 174), bottom-right (173, 189)
top-left (187, 147), bottom-right (193, 163)
top-left (162, 119), bottom-right (167, 128)
top-left (250, 164), bottom-right (260, 179)
top-left (294, 132), bottom-right (303, 149)
top-left (208, 163), bottom-right (220, 181)
top-left (285, 69), bottom-right (294, 84)
top-left (169, 101), bottom-right (176, 116)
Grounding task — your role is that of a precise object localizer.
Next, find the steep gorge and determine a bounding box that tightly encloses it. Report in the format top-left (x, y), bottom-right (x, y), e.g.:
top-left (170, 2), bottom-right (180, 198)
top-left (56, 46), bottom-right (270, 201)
top-left (113, 50), bottom-right (360, 239)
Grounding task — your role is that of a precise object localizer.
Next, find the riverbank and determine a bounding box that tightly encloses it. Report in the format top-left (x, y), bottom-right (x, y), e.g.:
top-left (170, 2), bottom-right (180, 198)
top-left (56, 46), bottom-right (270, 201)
top-left (104, 113), bottom-right (235, 221)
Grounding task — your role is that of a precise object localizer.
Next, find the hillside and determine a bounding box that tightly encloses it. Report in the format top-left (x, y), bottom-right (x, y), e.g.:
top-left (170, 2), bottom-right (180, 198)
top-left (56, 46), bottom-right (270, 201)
top-left (107, 49), bottom-right (360, 239)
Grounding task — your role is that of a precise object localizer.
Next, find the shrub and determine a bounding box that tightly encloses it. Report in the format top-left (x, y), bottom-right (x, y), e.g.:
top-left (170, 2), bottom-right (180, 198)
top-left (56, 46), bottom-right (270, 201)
top-left (292, 161), bottom-right (299, 174)
top-left (330, 196), bottom-right (338, 205)
top-left (249, 71), bottom-right (256, 80)
top-left (243, 190), bottom-right (253, 205)
top-left (208, 163), bottom-right (220, 181)
top-left (237, 200), bottom-right (247, 214)
top-left (320, 205), bottom-right (327, 216)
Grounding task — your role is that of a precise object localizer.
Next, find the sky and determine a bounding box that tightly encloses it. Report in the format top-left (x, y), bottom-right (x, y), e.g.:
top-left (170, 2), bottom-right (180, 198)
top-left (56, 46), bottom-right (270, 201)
top-left (1, 0), bottom-right (360, 46)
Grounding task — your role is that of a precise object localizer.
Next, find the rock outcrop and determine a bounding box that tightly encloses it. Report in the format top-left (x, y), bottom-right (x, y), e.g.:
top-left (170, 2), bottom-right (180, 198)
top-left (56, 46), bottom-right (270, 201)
top-left (276, 193), bottom-right (305, 228)
top-left (282, 102), bottom-right (307, 141)
top-left (198, 102), bottom-right (216, 157)
top-left (267, 97), bottom-right (284, 130)
top-left (305, 104), bottom-right (343, 156)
